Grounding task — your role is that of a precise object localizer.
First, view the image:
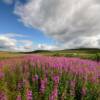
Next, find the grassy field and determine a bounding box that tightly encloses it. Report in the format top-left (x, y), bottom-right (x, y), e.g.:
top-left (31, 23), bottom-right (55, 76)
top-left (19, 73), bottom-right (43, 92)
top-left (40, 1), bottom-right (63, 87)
top-left (26, 48), bottom-right (100, 61)
top-left (0, 52), bottom-right (24, 60)
top-left (0, 48), bottom-right (100, 61)
top-left (0, 49), bottom-right (100, 100)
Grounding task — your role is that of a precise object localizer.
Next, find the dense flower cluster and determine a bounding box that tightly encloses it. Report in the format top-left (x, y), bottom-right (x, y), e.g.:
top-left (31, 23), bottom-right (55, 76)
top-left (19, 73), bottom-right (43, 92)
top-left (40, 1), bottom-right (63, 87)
top-left (0, 55), bottom-right (100, 99)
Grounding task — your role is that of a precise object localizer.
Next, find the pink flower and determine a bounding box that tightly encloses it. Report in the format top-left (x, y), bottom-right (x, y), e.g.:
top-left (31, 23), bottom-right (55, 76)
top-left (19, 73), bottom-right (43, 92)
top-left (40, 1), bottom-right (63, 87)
top-left (26, 90), bottom-right (33, 100)
top-left (70, 80), bottom-right (76, 96)
top-left (52, 75), bottom-right (59, 85)
top-left (35, 74), bottom-right (39, 80)
top-left (0, 72), bottom-right (4, 80)
top-left (0, 92), bottom-right (6, 100)
top-left (70, 80), bottom-right (76, 89)
top-left (40, 78), bottom-right (47, 94)
top-left (16, 95), bottom-right (21, 100)
top-left (81, 87), bottom-right (86, 96)
top-left (32, 74), bottom-right (39, 82)
top-left (49, 87), bottom-right (58, 100)
top-left (17, 80), bottom-right (24, 91)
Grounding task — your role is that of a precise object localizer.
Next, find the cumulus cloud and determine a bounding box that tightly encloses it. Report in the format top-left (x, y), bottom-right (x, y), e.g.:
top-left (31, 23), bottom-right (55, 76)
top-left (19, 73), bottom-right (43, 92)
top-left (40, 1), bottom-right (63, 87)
top-left (0, 33), bottom-right (33, 52)
top-left (14, 0), bottom-right (100, 48)
top-left (0, 36), bottom-right (16, 51)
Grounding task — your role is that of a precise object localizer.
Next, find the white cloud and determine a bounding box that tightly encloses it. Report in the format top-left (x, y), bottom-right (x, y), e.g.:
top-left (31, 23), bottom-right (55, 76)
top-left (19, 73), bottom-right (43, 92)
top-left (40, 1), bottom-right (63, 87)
top-left (18, 40), bottom-right (33, 51)
top-left (14, 0), bottom-right (100, 49)
top-left (0, 33), bottom-right (26, 38)
top-left (0, 33), bottom-right (62, 51)
top-left (0, 36), bottom-right (16, 51)
top-left (37, 44), bottom-right (61, 50)
top-left (0, 33), bottom-right (34, 52)
top-left (63, 35), bottom-right (100, 49)
top-left (2, 0), bottom-right (14, 4)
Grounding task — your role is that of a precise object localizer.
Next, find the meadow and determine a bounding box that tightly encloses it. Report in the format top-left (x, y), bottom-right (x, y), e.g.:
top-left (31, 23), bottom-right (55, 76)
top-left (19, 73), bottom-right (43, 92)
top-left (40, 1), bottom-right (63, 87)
top-left (29, 48), bottom-right (100, 61)
top-left (0, 52), bottom-right (24, 60)
top-left (0, 49), bottom-right (100, 100)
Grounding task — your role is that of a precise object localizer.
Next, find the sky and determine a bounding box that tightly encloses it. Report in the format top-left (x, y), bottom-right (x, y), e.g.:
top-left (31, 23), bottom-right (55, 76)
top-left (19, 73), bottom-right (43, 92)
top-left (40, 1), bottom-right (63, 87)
top-left (0, 0), bottom-right (100, 51)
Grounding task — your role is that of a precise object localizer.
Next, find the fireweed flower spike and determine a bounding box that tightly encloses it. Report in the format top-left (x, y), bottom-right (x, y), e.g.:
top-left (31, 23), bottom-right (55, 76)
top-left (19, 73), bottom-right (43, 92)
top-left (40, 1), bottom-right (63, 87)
top-left (70, 80), bottom-right (76, 96)
top-left (52, 75), bottom-right (59, 85)
top-left (26, 90), bottom-right (33, 100)
top-left (0, 92), bottom-right (7, 100)
top-left (81, 86), bottom-right (87, 97)
top-left (40, 78), bottom-right (47, 94)
top-left (0, 72), bottom-right (4, 80)
top-left (50, 87), bottom-right (58, 100)
top-left (32, 74), bottom-right (39, 82)
top-left (16, 95), bottom-right (21, 100)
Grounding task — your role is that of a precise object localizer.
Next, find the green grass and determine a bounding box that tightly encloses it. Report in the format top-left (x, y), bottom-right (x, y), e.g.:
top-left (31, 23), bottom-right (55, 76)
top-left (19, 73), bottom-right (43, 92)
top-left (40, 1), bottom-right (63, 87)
top-left (27, 48), bottom-right (100, 61)
top-left (0, 48), bottom-right (100, 61)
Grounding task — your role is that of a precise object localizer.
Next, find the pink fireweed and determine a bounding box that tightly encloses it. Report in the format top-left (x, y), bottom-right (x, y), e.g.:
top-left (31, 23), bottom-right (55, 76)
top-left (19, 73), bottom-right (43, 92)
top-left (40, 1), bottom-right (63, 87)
top-left (16, 95), bottom-right (21, 100)
top-left (70, 80), bottom-right (76, 96)
top-left (81, 86), bottom-right (87, 96)
top-left (17, 80), bottom-right (24, 91)
top-left (35, 74), bottom-right (39, 80)
top-left (52, 75), bottom-right (60, 85)
top-left (32, 74), bottom-right (39, 82)
top-left (0, 72), bottom-right (4, 80)
top-left (49, 87), bottom-right (58, 100)
top-left (0, 92), bottom-right (6, 100)
top-left (40, 78), bottom-right (48, 94)
top-left (26, 90), bottom-right (33, 100)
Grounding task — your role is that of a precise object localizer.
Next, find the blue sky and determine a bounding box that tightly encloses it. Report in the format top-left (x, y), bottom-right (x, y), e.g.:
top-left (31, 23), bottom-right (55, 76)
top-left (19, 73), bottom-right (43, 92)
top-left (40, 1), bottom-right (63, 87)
top-left (0, 1), bottom-right (55, 43)
top-left (0, 0), bottom-right (57, 51)
top-left (0, 0), bottom-right (100, 51)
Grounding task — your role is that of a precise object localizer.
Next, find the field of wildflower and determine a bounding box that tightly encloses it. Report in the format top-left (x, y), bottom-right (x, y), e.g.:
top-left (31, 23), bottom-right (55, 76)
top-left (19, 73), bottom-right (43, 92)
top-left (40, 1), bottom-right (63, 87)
top-left (0, 55), bottom-right (100, 100)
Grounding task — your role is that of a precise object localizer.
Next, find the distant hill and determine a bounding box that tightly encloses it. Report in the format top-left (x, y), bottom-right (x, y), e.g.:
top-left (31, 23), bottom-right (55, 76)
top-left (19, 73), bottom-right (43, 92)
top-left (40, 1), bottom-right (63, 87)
top-left (24, 50), bottom-right (52, 54)
top-left (23, 48), bottom-right (100, 54)
top-left (60, 48), bottom-right (100, 53)
top-left (0, 48), bottom-right (100, 54)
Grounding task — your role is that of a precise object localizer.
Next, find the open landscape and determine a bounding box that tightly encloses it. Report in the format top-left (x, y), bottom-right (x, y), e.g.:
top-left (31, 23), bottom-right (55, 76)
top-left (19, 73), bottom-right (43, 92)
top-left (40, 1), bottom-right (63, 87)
top-left (1, 0), bottom-right (100, 99)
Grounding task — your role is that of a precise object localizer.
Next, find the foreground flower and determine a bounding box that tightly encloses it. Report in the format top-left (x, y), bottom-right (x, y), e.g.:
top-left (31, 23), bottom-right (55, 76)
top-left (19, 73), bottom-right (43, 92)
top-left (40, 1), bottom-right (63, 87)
top-left (16, 95), bottom-right (21, 100)
top-left (49, 87), bottom-right (58, 100)
top-left (17, 80), bottom-right (24, 91)
top-left (40, 78), bottom-right (47, 94)
top-left (70, 80), bottom-right (76, 96)
top-left (81, 86), bottom-right (87, 96)
top-left (0, 72), bottom-right (4, 80)
top-left (26, 90), bottom-right (33, 100)
top-left (0, 92), bottom-right (6, 100)
top-left (32, 74), bottom-right (39, 82)
top-left (52, 75), bottom-right (60, 85)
